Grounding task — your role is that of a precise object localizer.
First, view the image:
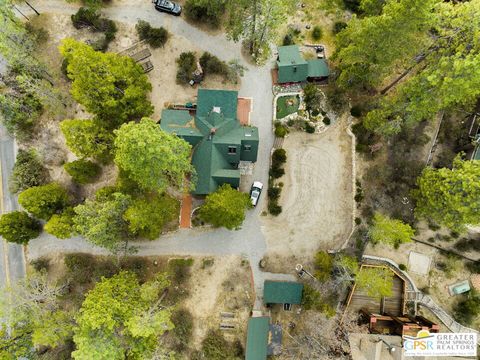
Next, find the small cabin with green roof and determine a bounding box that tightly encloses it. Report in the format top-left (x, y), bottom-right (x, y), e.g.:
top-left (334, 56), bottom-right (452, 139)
top-left (245, 317), bottom-right (269, 360)
top-left (263, 280), bottom-right (303, 309)
top-left (276, 45), bottom-right (329, 84)
top-left (160, 89), bottom-right (259, 195)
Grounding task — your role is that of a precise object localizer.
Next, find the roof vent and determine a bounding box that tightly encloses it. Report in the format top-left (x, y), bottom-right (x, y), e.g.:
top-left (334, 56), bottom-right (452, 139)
top-left (212, 106), bottom-right (221, 113)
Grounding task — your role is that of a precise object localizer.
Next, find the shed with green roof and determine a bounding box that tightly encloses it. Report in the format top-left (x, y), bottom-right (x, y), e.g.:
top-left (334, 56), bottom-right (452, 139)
top-left (160, 89), bottom-right (259, 195)
top-left (276, 45), bottom-right (329, 84)
top-left (245, 317), bottom-right (270, 360)
top-left (263, 280), bottom-right (304, 305)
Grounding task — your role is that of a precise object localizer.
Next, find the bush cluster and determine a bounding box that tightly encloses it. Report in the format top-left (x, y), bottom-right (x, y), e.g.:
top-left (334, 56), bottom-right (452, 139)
top-left (64, 159), bottom-right (101, 184)
top-left (274, 122), bottom-right (289, 138)
top-left (176, 52), bottom-right (197, 84)
top-left (136, 20), bottom-right (169, 48)
top-left (199, 52), bottom-right (230, 78)
top-left (9, 149), bottom-right (49, 194)
top-left (71, 7), bottom-right (117, 51)
top-left (268, 149), bottom-right (287, 216)
top-left (184, 0), bottom-right (225, 28)
top-left (312, 25), bottom-right (322, 41)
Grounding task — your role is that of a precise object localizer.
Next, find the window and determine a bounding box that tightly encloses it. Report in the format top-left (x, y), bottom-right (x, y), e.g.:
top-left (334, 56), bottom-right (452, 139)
top-left (228, 146), bottom-right (237, 154)
top-left (284, 303), bottom-right (292, 311)
top-left (244, 145), bottom-right (252, 151)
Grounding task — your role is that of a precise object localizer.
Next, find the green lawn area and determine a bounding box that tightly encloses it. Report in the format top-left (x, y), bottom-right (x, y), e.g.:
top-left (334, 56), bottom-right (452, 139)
top-left (276, 95), bottom-right (300, 119)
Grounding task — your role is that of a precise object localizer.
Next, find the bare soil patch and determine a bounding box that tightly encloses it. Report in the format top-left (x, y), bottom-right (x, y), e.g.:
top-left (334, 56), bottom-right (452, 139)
top-left (261, 121), bottom-right (353, 262)
top-left (183, 255), bottom-right (253, 347)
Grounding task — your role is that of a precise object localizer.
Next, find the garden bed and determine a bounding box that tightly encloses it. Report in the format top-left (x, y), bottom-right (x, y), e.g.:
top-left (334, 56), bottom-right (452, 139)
top-left (276, 95), bottom-right (300, 119)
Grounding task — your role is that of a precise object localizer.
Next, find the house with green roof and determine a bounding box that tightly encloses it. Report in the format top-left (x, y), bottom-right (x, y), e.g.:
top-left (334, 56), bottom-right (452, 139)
top-left (276, 45), bottom-right (329, 84)
top-left (160, 89), bottom-right (259, 195)
top-left (245, 317), bottom-right (269, 360)
top-left (263, 280), bottom-right (304, 306)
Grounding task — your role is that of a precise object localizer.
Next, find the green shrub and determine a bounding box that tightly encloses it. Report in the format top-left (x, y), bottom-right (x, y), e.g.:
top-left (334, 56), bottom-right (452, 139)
top-left (343, 0), bottom-right (361, 12)
top-left (269, 166), bottom-right (285, 179)
top-left (18, 183), bottom-right (70, 220)
top-left (399, 264), bottom-right (407, 271)
top-left (453, 291), bottom-right (480, 326)
top-left (0, 90), bottom-right (43, 140)
top-left (199, 52), bottom-right (230, 78)
top-left (30, 257), bottom-right (50, 273)
top-left (314, 251), bottom-right (333, 281)
top-left (301, 284), bottom-right (323, 310)
top-left (184, 0), bottom-right (224, 28)
top-left (9, 149), bottom-right (49, 194)
top-left (355, 217), bottom-right (362, 225)
top-left (272, 148), bottom-right (287, 165)
top-left (350, 105), bottom-right (362, 117)
top-left (323, 117), bottom-right (331, 125)
top-left (267, 186), bottom-right (281, 201)
top-left (333, 21), bottom-right (348, 34)
top-left (200, 330), bottom-right (235, 360)
top-left (71, 7), bottom-right (117, 51)
top-left (305, 123), bottom-right (315, 133)
top-left (274, 123), bottom-right (288, 138)
top-left (176, 52), bottom-right (196, 84)
top-left (71, 7), bottom-right (100, 29)
top-left (283, 33), bottom-right (294, 45)
top-left (135, 20), bottom-right (169, 48)
top-left (44, 208), bottom-right (76, 239)
top-left (312, 26), bottom-right (322, 41)
top-left (0, 211), bottom-right (41, 244)
top-left (268, 201), bottom-right (282, 216)
top-left (64, 159), bottom-right (101, 184)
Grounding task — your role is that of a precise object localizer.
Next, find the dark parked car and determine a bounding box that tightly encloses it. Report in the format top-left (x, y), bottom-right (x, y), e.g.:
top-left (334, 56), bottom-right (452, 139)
top-left (152, 0), bottom-right (182, 15)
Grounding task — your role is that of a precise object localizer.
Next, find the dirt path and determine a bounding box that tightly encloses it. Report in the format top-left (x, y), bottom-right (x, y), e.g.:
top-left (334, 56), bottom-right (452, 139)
top-left (261, 121), bottom-right (353, 260)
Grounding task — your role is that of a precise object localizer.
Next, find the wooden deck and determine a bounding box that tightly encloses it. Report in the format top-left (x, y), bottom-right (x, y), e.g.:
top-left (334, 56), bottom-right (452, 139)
top-left (346, 266), bottom-right (405, 317)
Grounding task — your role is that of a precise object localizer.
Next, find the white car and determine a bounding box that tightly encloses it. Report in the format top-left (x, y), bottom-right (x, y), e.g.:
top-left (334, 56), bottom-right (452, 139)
top-left (250, 181), bottom-right (264, 207)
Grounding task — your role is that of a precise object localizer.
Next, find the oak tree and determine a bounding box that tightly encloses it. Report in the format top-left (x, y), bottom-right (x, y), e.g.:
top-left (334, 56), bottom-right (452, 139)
top-left (114, 118), bottom-right (194, 193)
top-left (199, 184), bottom-right (252, 230)
top-left (0, 211), bottom-right (41, 244)
top-left (18, 183), bottom-right (70, 220)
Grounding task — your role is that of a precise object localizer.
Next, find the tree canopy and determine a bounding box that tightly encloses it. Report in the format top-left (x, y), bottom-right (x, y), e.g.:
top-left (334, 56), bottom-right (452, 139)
top-left (60, 119), bottom-right (114, 161)
top-left (314, 251), bottom-right (334, 281)
top-left (9, 149), bottom-right (49, 194)
top-left (369, 212), bottom-right (414, 248)
top-left (73, 192), bottom-right (131, 252)
top-left (0, 211), bottom-right (41, 244)
top-left (72, 271), bottom-right (173, 360)
top-left (123, 194), bottom-right (179, 240)
top-left (64, 159), bottom-right (101, 184)
top-left (225, 0), bottom-right (295, 62)
top-left (355, 267), bottom-right (394, 299)
top-left (335, 0), bottom-right (480, 135)
top-left (59, 38), bottom-right (153, 126)
top-left (44, 208), bottom-right (76, 239)
top-left (199, 184), bottom-right (252, 230)
top-left (414, 157), bottom-right (480, 231)
top-left (114, 118), bottom-right (194, 193)
top-left (334, 0), bottom-right (437, 89)
top-left (18, 183), bottom-right (70, 220)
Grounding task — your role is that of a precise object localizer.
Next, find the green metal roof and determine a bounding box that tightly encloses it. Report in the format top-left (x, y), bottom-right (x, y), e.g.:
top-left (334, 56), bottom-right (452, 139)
top-left (277, 45), bottom-right (308, 83)
top-left (196, 88), bottom-right (238, 119)
top-left (277, 45), bottom-right (307, 67)
top-left (160, 89), bottom-right (259, 195)
top-left (264, 281), bottom-right (303, 305)
top-left (307, 59), bottom-right (330, 78)
top-left (160, 109), bottom-right (202, 145)
top-left (246, 317), bottom-right (269, 360)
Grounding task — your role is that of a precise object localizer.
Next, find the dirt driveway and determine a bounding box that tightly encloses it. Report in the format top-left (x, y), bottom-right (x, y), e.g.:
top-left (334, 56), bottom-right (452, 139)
top-left (261, 121), bottom-right (353, 259)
